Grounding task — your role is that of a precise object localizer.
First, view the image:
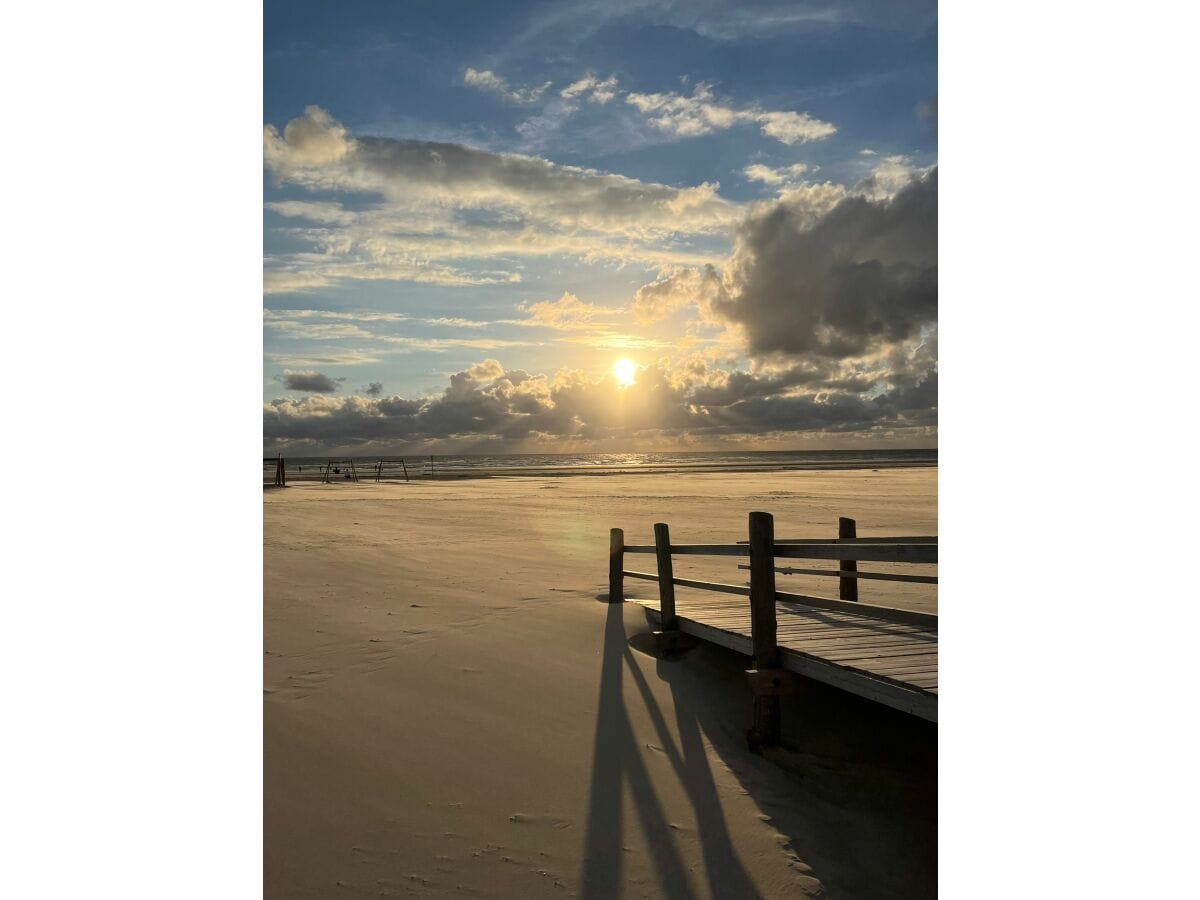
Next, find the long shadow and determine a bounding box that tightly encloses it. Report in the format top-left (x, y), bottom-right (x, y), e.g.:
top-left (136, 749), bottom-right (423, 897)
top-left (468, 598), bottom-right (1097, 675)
top-left (581, 602), bottom-right (763, 898)
top-left (647, 608), bottom-right (938, 899)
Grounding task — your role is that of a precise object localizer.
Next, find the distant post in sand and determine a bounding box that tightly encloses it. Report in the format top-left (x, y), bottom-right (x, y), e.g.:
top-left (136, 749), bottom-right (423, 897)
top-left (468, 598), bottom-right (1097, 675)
top-left (608, 527), bottom-right (624, 603)
top-left (839, 516), bottom-right (859, 602)
top-left (748, 511), bottom-right (781, 747)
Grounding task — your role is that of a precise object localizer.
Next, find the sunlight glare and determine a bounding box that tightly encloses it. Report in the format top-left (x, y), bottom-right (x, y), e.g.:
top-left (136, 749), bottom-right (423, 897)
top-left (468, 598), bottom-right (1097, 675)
top-left (613, 357), bottom-right (637, 386)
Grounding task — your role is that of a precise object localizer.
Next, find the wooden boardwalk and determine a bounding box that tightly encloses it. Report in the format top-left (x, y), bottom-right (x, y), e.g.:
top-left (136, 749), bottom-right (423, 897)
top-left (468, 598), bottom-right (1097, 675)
top-left (609, 511), bottom-right (937, 742)
top-left (628, 594), bottom-right (937, 722)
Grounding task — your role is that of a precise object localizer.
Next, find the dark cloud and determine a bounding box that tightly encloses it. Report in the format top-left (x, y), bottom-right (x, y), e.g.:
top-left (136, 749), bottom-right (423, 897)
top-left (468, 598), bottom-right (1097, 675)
top-left (714, 168), bottom-right (937, 360)
top-left (283, 371), bottom-right (342, 393)
top-left (264, 357), bottom-right (935, 451)
top-left (362, 382), bottom-right (383, 397)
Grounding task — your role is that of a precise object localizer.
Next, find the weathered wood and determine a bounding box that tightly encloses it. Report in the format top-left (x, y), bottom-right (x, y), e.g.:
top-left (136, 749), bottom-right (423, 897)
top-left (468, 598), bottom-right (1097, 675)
top-left (622, 570), bottom-right (659, 582)
top-left (673, 577), bottom-right (750, 596)
top-left (764, 536), bottom-right (937, 545)
top-left (624, 571), bottom-right (751, 597)
top-left (401, 458), bottom-right (410, 482)
top-left (654, 523), bottom-right (677, 630)
top-left (608, 528), bottom-right (624, 603)
top-left (746, 668), bottom-right (802, 696)
top-left (839, 517), bottom-right (859, 602)
top-left (664, 544), bottom-right (751, 557)
top-left (747, 511), bottom-right (780, 748)
top-left (738, 565), bottom-right (938, 585)
top-left (634, 602), bottom-right (937, 722)
top-left (776, 590), bottom-right (938, 628)
top-left (774, 544), bottom-right (937, 563)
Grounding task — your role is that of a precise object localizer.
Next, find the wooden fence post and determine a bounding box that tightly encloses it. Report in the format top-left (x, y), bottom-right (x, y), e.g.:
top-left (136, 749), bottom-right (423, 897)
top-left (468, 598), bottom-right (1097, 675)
top-left (839, 516), bottom-right (858, 602)
top-left (608, 528), bottom-right (624, 603)
top-left (654, 523), bottom-right (677, 630)
top-left (748, 511), bottom-right (780, 748)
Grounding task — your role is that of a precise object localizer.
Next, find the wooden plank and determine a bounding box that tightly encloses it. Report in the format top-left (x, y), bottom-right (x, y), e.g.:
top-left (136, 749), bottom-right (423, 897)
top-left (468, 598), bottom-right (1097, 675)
top-left (738, 564), bottom-right (938, 585)
top-left (779, 633), bottom-right (934, 653)
top-left (671, 544), bottom-right (753, 557)
top-left (623, 570), bottom-right (659, 582)
top-left (673, 577), bottom-right (750, 597)
top-left (776, 591), bottom-right (938, 628)
top-left (777, 629), bottom-right (931, 648)
top-left (777, 616), bottom-right (933, 638)
top-left (742, 536), bottom-right (938, 545)
top-left (774, 544), bottom-right (937, 564)
top-left (842, 654), bottom-right (939, 673)
top-left (807, 650), bottom-right (939, 668)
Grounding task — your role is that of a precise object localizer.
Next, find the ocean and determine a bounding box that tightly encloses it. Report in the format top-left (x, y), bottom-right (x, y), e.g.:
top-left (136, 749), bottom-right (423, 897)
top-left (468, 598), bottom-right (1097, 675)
top-left (264, 448), bottom-right (936, 482)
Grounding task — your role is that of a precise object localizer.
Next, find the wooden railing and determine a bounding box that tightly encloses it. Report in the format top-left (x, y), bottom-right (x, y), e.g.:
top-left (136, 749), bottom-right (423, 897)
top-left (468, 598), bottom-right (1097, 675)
top-left (608, 511), bottom-right (937, 746)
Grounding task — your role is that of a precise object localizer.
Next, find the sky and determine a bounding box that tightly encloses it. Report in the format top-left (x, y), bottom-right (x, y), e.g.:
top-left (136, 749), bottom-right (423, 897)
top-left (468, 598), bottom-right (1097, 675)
top-left (263, 0), bottom-right (937, 455)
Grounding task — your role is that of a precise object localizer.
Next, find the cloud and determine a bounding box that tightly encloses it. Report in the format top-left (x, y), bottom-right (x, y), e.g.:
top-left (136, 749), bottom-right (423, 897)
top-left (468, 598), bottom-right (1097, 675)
top-left (625, 82), bottom-right (835, 144)
top-left (851, 154), bottom-right (930, 202)
top-left (560, 74), bottom-right (619, 104)
top-left (263, 309), bottom-right (539, 353)
top-left (633, 265), bottom-right (727, 324)
top-left (713, 167), bottom-right (937, 360)
top-left (264, 356), bottom-right (935, 452)
top-left (463, 68), bottom-right (551, 105)
top-left (263, 107), bottom-right (741, 291)
top-left (263, 105), bottom-right (354, 170)
top-left (283, 371), bottom-right (342, 393)
top-left (743, 162), bottom-right (809, 185)
top-left (515, 292), bottom-right (622, 330)
top-left (363, 382), bottom-right (383, 397)
top-left (629, 164), bottom-right (937, 363)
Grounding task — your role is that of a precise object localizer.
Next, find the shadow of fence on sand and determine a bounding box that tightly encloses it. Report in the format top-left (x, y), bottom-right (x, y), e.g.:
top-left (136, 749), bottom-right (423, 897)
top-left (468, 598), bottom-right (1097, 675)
top-left (580, 602), bottom-right (936, 899)
top-left (580, 601), bottom-right (763, 899)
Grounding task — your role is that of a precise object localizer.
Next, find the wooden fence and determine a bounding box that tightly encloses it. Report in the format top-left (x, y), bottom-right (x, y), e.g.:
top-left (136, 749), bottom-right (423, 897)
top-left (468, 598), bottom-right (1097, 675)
top-left (608, 511), bottom-right (937, 745)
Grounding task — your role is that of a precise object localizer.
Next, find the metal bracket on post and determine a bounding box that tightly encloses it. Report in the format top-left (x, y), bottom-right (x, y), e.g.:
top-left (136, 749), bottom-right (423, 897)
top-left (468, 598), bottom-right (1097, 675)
top-left (746, 668), bottom-right (801, 696)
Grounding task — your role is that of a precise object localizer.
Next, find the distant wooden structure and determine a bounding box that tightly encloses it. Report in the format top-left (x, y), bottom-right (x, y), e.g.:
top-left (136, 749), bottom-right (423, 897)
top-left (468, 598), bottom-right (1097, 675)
top-left (608, 512), bottom-right (937, 747)
top-left (321, 459), bottom-right (360, 483)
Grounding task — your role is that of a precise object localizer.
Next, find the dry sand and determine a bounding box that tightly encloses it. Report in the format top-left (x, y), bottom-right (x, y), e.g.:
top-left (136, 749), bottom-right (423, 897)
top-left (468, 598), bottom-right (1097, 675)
top-left (265, 468), bottom-right (937, 898)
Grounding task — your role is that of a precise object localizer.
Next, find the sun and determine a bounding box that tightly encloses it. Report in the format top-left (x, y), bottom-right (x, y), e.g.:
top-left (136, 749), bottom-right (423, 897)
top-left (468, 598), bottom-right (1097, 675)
top-left (613, 357), bottom-right (637, 386)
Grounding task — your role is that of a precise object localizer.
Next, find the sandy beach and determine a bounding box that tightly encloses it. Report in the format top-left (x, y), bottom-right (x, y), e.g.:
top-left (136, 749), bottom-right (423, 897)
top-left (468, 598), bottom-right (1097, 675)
top-left (265, 468), bottom-right (937, 898)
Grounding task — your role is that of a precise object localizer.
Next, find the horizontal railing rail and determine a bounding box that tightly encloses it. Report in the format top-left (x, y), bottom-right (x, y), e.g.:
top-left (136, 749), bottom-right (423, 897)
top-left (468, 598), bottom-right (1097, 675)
top-left (737, 564), bottom-right (937, 585)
